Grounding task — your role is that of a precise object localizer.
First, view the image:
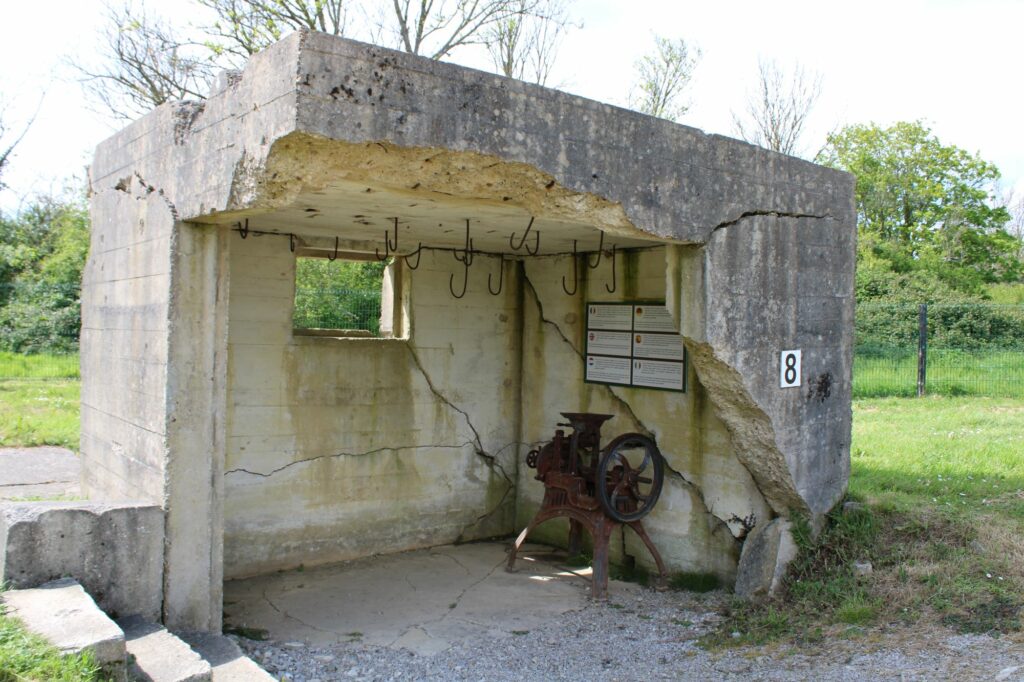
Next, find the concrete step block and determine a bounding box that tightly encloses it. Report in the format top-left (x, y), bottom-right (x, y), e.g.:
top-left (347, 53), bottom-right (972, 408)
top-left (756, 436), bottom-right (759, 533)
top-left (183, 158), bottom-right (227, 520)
top-left (119, 616), bottom-right (212, 682)
top-left (179, 631), bottom-right (276, 681)
top-left (1, 577), bottom-right (127, 679)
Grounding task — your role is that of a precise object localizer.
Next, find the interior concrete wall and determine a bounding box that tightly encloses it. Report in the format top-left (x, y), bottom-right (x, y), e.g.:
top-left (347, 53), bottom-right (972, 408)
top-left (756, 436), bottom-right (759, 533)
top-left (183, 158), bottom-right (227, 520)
top-left (514, 247), bottom-right (768, 581)
top-left (223, 240), bottom-right (520, 578)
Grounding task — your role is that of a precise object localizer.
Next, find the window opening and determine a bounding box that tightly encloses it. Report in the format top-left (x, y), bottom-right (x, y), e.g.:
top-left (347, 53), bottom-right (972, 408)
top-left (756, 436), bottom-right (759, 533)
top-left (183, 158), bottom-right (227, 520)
top-left (293, 255), bottom-right (386, 337)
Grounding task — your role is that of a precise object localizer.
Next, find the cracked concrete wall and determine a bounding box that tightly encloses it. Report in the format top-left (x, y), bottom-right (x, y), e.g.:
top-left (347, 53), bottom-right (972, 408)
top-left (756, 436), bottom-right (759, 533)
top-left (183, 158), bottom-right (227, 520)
top-left (516, 248), bottom-right (770, 581)
top-left (84, 29), bottom-right (854, 627)
top-left (223, 241), bottom-right (519, 578)
top-left (672, 214), bottom-right (856, 518)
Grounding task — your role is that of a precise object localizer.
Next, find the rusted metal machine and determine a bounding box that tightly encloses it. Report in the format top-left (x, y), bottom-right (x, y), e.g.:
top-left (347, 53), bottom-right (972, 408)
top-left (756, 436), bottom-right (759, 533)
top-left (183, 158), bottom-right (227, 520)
top-left (506, 412), bottom-right (669, 598)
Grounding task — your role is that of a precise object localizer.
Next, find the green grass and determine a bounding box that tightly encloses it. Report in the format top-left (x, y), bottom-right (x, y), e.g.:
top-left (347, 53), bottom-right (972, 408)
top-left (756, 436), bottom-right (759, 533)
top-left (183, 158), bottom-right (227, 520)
top-left (0, 600), bottom-right (106, 681)
top-left (854, 349), bottom-right (1024, 398)
top-left (709, 397), bottom-right (1024, 647)
top-left (0, 379), bottom-right (80, 448)
top-left (0, 352), bottom-right (79, 380)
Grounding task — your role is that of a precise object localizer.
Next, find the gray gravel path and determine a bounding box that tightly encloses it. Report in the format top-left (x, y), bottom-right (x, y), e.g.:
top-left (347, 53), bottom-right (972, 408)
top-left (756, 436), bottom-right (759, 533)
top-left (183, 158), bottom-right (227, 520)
top-left (234, 588), bottom-right (1024, 681)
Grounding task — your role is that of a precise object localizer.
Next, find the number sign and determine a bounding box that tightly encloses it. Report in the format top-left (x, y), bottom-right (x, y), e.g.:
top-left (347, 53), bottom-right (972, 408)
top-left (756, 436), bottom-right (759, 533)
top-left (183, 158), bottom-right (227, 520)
top-left (780, 349), bottom-right (801, 388)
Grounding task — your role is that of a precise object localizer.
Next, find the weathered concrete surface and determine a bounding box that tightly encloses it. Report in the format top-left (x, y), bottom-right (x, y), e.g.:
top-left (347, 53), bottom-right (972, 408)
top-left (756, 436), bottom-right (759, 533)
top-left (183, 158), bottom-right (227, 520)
top-left (673, 213), bottom-right (856, 518)
top-left (1, 578), bottom-right (127, 678)
top-left (223, 244), bottom-right (518, 578)
top-left (179, 631), bottom-right (276, 681)
top-left (223, 542), bottom-right (635, 656)
top-left (734, 518), bottom-right (798, 598)
top-left (515, 249), bottom-right (756, 582)
top-left (120, 616), bottom-right (212, 682)
top-left (0, 447), bottom-right (80, 500)
top-left (0, 502), bottom-right (164, 620)
top-left (85, 29), bottom-right (855, 627)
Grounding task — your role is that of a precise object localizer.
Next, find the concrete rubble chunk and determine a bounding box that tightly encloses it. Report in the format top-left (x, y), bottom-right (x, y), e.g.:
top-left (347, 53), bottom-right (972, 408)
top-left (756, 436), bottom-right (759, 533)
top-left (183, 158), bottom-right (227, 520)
top-left (179, 631), bottom-right (276, 681)
top-left (1, 578), bottom-right (126, 679)
top-left (119, 616), bottom-right (212, 682)
top-left (734, 518), bottom-right (798, 599)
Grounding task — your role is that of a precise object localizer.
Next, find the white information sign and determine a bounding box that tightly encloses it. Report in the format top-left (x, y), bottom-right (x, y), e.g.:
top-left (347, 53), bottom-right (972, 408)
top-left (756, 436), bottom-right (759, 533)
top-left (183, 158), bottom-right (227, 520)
top-left (632, 359), bottom-right (685, 391)
top-left (780, 349), bottom-right (802, 388)
top-left (586, 331), bottom-right (632, 357)
top-left (585, 355), bottom-right (632, 385)
top-left (632, 305), bottom-right (677, 333)
top-left (587, 304), bottom-right (633, 331)
top-left (632, 333), bottom-right (685, 361)
top-left (584, 301), bottom-right (687, 393)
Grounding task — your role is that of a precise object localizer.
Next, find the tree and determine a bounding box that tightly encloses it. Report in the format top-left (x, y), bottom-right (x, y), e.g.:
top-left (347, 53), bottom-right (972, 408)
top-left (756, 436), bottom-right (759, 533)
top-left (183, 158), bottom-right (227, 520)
top-left (0, 191), bottom-right (89, 353)
top-left (379, 0), bottom-right (540, 59)
top-left (76, 2), bottom-right (216, 119)
top-left (629, 35), bottom-right (700, 122)
top-left (732, 59), bottom-right (822, 158)
top-left (82, 0), bottom-right (555, 118)
top-left (198, 0), bottom-right (348, 62)
top-left (484, 0), bottom-right (576, 86)
top-left (819, 121), bottom-right (1020, 291)
top-left (0, 98), bottom-right (36, 189)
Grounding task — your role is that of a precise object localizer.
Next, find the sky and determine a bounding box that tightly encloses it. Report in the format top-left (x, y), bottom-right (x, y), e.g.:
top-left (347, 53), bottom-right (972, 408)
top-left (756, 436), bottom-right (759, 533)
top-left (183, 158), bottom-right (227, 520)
top-left (2, 0), bottom-right (1023, 213)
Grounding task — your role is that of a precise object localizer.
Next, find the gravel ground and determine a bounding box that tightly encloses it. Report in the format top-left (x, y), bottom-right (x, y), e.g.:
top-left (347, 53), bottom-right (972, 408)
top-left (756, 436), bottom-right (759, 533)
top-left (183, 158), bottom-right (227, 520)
top-left (234, 588), bottom-right (1024, 681)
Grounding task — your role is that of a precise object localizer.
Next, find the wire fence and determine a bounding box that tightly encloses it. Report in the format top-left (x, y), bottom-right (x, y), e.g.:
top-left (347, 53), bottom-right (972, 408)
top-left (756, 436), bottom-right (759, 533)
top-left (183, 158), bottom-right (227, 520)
top-left (854, 303), bottom-right (1024, 398)
top-left (293, 287), bottom-right (382, 335)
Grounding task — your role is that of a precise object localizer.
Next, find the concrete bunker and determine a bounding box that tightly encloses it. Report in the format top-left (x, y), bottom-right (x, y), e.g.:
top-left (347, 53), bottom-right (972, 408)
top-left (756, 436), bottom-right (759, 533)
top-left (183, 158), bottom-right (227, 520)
top-left (75, 31), bottom-right (855, 631)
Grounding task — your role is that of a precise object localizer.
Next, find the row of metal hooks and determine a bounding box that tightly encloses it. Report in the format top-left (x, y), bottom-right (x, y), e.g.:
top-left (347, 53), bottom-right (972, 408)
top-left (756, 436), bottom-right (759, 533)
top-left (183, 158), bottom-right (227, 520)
top-left (232, 216), bottom-right (619, 299)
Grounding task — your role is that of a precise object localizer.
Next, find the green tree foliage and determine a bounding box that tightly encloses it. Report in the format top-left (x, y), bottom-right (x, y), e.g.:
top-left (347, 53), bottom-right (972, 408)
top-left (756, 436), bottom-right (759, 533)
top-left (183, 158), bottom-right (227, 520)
top-left (819, 121), bottom-right (1021, 294)
top-left (293, 256), bottom-right (384, 332)
top-left (629, 35), bottom-right (700, 122)
top-left (0, 194), bottom-right (89, 353)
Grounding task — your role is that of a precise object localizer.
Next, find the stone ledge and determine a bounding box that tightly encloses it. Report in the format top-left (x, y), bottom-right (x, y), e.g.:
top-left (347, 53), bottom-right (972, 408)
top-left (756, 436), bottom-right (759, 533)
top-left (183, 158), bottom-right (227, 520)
top-left (0, 501), bottom-right (164, 621)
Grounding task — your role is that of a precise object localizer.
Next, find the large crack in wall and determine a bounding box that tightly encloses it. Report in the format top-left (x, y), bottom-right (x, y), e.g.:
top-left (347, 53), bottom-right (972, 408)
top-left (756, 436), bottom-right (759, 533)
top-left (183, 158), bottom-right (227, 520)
top-left (520, 271), bottom-right (738, 553)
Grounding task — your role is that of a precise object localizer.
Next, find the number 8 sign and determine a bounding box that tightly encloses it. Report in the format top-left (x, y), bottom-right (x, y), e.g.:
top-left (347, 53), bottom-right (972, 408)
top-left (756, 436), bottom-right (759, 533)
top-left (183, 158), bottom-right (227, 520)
top-left (780, 350), bottom-right (801, 388)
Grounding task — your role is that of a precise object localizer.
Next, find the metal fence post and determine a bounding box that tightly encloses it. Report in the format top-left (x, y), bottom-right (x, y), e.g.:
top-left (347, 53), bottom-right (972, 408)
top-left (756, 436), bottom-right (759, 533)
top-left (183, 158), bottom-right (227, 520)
top-left (917, 303), bottom-right (928, 397)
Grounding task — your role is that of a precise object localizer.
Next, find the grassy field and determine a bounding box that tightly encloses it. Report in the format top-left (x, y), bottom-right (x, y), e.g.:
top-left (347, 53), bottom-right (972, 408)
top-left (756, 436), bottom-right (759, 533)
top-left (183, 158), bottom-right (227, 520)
top-left (854, 348), bottom-right (1024, 398)
top-left (0, 380), bottom-right (80, 448)
top-left (714, 396), bottom-right (1024, 645)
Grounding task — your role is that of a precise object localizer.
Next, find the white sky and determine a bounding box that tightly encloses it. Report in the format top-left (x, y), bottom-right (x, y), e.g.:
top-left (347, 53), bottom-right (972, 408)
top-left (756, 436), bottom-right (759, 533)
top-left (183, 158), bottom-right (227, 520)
top-left (2, 0), bottom-right (1023, 213)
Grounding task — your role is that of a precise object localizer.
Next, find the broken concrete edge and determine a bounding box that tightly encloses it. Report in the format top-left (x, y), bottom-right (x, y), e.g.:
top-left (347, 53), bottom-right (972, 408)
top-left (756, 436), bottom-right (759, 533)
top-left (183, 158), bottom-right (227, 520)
top-left (91, 28), bottom-right (851, 246)
top-left (0, 501), bottom-right (165, 622)
top-left (733, 517), bottom-right (801, 599)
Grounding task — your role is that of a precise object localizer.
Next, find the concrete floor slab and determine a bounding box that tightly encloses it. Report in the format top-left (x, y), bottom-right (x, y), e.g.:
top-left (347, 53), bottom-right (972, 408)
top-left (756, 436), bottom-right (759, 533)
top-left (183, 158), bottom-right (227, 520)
top-left (223, 542), bottom-right (642, 656)
top-left (0, 447), bottom-right (80, 500)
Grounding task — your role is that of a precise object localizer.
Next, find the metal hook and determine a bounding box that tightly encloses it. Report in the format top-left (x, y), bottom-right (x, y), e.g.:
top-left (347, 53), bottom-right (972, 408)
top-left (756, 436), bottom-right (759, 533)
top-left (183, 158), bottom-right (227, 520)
top-left (509, 217), bottom-right (539, 255)
top-left (404, 243), bottom-right (423, 270)
top-left (375, 218), bottom-right (400, 261)
top-left (561, 241), bottom-right (579, 296)
top-left (454, 219), bottom-right (475, 266)
top-left (387, 217), bottom-right (399, 252)
top-left (289, 233), bottom-right (296, 253)
top-left (586, 232), bottom-right (605, 269)
top-left (605, 244), bottom-right (618, 293)
top-left (488, 257), bottom-right (504, 295)
top-left (236, 219), bottom-right (249, 239)
top-left (328, 236), bottom-right (339, 261)
top-left (450, 258), bottom-right (469, 299)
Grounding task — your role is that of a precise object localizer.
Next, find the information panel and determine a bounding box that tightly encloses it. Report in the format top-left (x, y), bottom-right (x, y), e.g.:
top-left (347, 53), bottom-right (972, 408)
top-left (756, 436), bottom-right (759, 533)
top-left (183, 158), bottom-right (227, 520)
top-left (584, 302), bottom-right (686, 392)
top-left (585, 355), bottom-right (632, 385)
